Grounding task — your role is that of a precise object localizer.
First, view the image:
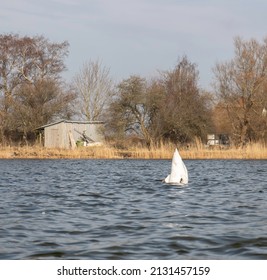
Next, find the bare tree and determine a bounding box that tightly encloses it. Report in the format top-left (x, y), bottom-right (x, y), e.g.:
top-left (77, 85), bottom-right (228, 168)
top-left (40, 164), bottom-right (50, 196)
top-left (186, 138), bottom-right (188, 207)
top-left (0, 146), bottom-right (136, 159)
top-left (0, 33), bottom-right (70, 143)
top-left (157, 56), bottom-right (213, 143)
top-left (0, 34), bottom-right (68, 99)
top-left (106, 58), bottom-right (213, 147)
top-left (73, 59), bottom-right (114, 121)
top-left (106, 75), bottom-right (154, 147)
top-left (213, 37), bottom-right (267, 146)
top-left (11, 80), bottom-right (75, 137)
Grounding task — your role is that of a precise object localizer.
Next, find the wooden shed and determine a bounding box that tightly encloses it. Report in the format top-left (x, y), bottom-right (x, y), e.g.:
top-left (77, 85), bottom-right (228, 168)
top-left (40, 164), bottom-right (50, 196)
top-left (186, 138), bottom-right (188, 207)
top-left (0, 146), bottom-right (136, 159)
top-left (37, 120), bottom-right (104, 149)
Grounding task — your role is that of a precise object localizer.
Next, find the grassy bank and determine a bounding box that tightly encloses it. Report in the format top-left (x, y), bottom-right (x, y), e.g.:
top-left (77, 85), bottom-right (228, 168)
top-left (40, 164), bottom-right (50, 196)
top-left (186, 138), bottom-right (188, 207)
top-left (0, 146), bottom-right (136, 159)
top-left (0, 142), bottom-right (267, 159)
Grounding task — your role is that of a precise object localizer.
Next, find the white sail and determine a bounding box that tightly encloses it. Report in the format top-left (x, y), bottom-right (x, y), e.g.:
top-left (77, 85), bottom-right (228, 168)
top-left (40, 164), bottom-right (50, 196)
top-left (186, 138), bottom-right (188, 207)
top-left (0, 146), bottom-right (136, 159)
top-left (164, 148), bottom-right (188, 185)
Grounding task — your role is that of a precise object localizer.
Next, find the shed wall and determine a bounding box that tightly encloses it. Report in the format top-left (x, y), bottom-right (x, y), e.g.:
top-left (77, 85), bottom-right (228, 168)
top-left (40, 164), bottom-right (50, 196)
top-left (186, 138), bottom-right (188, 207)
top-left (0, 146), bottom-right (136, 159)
top-left (44, 122), bottom-right (66, 148)
top-left (43, 122), bottom-right (104, 148)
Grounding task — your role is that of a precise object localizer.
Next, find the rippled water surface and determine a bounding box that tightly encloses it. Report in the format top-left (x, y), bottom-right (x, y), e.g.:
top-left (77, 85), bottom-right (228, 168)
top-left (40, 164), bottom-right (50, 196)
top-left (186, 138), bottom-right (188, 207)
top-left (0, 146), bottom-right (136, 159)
top-left (0, 159), bottom-right (267, 259)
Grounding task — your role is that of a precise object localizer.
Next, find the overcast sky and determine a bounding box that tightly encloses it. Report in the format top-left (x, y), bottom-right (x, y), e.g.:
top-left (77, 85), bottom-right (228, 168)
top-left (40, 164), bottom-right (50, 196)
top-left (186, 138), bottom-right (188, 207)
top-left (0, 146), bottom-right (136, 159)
top-left (1, 0), bottom-right (267, 89)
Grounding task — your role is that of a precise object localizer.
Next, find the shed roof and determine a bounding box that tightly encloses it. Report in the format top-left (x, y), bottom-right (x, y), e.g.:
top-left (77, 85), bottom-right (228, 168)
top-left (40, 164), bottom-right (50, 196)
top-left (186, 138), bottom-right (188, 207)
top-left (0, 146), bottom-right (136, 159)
top-left (36, 119), bottom-right (104, 130)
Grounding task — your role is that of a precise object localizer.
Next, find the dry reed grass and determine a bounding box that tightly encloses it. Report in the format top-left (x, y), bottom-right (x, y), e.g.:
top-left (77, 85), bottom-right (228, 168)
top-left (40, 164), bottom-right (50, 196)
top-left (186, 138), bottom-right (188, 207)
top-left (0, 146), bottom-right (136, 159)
top-left (0, 140), bottom-right (267, 159)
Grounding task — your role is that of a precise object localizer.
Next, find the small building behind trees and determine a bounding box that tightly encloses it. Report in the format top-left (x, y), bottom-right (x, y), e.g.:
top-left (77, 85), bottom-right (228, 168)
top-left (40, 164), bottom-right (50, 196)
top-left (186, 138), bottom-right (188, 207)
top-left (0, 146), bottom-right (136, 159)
top-left (37, 120), bottom-right (104, 149)
top-left (206, 134), bottom-right (230, 147)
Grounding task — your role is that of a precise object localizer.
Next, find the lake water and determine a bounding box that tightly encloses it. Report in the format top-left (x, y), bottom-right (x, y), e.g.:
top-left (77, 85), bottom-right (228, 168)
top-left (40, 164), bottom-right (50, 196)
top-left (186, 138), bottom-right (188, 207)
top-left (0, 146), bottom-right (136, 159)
top-left (0, 159), bottom-right (267, 260)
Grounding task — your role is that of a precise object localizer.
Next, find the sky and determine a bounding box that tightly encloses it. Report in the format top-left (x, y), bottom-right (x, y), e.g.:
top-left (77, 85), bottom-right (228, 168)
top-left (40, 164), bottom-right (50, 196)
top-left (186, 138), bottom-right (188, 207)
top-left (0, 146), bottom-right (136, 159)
top-left (1, 0), bottom-right (267, 89)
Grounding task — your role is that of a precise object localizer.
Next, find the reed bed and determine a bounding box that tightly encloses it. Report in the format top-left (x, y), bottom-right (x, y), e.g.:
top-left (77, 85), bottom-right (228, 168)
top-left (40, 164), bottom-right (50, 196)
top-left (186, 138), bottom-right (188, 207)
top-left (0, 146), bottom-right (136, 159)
top-left (181, 140), bottom-right (267, 159)
top-left (0, 141), bottom-right (267, 159)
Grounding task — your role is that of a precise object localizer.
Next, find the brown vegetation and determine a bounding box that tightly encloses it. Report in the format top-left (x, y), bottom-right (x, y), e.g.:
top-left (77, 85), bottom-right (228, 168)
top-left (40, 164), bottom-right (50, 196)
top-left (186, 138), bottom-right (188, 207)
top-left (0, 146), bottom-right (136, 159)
top-left (1, 141), bottom-right (266, 159)
top-left (213, 36), bottom-right (267, 147)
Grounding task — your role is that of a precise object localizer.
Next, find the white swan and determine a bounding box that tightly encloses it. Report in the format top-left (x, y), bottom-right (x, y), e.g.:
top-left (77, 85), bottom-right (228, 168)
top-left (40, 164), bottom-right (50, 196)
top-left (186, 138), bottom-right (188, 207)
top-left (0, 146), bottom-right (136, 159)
top-left (164, 148), bottom-right (188, 185)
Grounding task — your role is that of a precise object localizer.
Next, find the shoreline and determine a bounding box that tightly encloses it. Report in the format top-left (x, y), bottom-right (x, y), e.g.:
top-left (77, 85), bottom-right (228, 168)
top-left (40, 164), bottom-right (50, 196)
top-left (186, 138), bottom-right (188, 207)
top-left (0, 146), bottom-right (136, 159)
top-left (0, 144), bottom-right (267, 160)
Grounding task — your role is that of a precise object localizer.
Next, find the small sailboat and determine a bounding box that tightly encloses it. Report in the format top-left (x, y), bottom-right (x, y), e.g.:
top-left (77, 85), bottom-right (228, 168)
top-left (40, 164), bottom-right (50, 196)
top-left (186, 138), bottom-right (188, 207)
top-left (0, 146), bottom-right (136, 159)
top-left (164, 148), bottom-right (188, 185)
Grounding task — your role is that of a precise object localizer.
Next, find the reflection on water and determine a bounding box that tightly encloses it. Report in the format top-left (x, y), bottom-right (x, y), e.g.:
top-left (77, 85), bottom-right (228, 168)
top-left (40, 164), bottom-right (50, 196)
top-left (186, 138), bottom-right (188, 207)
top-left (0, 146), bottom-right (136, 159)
top-left (0, 159), bottom-right (267, 259)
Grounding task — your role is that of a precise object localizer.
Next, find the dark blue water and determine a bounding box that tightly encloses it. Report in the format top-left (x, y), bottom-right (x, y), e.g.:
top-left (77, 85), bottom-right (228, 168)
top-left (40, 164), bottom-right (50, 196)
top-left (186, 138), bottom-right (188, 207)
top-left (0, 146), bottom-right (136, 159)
top-left (0, 159), bottom-right (267, 259)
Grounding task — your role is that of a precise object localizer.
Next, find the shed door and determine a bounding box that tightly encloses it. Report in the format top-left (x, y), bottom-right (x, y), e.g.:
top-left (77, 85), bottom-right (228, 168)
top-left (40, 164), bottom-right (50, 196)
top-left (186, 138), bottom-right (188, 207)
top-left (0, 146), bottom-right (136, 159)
top-left (51, 129), bottom-right (60, 148)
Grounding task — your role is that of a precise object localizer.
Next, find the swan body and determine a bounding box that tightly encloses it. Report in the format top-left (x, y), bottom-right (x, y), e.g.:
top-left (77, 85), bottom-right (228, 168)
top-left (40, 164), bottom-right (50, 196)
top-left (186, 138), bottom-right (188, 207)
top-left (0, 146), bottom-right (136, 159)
top-left (164, 148), bottom-right (188, 185)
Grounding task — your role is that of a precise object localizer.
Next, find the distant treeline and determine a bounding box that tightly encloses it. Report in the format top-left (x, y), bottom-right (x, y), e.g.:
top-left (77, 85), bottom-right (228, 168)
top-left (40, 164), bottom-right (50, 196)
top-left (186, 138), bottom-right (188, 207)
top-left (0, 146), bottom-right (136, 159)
top-left (1, 33), bottom-right (267, 147)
